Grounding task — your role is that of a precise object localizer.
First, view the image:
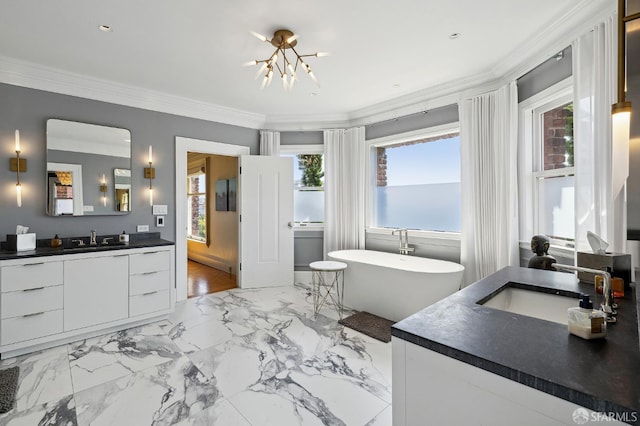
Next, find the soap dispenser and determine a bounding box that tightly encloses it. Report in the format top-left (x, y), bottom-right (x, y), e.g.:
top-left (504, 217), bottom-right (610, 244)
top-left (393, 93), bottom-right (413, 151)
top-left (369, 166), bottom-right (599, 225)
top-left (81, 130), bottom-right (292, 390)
top-left (568, 294), bottom-right (606, 339)
top-left (119, 231), bottom-right (129, 244)
top-left (50, 234), bottom-right (62, 248)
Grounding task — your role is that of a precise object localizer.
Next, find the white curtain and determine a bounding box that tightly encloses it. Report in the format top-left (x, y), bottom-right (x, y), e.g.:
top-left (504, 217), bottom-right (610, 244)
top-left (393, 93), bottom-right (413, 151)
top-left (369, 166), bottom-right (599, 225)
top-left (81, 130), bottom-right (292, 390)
top-left (459, 82), bottom-right (519, 285)
top-left (260, 130), bottom-right (280, 156)
top-left (573, 15), bottom-right (625, 254)
top-left (324, 127), bottom-right (366, 256)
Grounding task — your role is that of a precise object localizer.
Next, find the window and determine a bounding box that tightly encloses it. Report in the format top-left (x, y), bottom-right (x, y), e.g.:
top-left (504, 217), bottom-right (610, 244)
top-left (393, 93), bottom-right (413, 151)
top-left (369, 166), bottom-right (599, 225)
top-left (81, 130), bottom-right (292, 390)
top-left (187, 172), bottom-right (206, 241)
top-left (368, 126), bottom-right (461, 233)
top-left (281, 145), bottom-right (324, 227)
top-left (534, 100), bottom-right (574, 242)
top-left (519, 78), bottom-right (574, 247)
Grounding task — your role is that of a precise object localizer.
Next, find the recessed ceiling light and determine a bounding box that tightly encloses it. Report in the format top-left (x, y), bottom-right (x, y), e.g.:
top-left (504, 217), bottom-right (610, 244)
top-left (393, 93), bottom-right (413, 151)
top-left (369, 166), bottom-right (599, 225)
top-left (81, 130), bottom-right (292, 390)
top-left (99, 25), bottom-right (112, 32)
top-left (449, 33), bottom-right (461, 40)
top-left (311, 92), bottom-right (318, 96)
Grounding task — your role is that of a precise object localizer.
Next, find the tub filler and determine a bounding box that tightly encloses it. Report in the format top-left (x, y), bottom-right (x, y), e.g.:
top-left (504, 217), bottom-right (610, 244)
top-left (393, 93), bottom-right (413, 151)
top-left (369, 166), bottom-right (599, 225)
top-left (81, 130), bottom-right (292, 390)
top-left (327, 250), bottom-right (464, 322)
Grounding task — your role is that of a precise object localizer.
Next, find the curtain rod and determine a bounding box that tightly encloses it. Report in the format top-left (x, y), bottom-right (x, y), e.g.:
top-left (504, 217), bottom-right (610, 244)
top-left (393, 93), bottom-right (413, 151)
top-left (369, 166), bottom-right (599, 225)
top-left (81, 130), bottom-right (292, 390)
top-left (364, 110), bottom-right (429, 128)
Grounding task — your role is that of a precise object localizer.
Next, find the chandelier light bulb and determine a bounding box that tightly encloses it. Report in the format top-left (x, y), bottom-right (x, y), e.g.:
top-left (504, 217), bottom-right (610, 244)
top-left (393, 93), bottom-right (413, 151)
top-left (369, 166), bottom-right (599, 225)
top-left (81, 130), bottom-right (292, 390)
top-left (250, 31), bottom-right (268, 42)
top-left (243, 60), bottom-right (259, 67)
top-left (260, 75), bottom-right (269, 90)
top-left (281, 73), bottom-right (289, 90)
top-left (254, 62), bottom-right (268, 79)
top-left (308, 70), bottom-right (318, 85)
top-left (286, 34), bottom-right (299, 44)
top-left (289, 75), bottom-right (296, 90)
top-left (315, 52), bottom-right (330, 57)
top-left (287, 62), bottom-right (297, 78)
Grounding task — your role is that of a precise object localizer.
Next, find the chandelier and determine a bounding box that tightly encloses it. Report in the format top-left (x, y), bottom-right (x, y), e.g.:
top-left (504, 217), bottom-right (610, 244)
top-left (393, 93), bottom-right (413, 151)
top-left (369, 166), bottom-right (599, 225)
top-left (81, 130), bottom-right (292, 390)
top-left (245, 29), bottom-right (327, 90)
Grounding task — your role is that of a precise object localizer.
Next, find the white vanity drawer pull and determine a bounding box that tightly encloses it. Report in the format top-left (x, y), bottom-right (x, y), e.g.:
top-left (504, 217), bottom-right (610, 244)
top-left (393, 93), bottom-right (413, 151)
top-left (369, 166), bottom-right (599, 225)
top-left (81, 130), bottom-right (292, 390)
top-left (23, 311), bottom-right (45, 318)
top-left (142, 291), bottom-right (158, 296)
top-left (142, 271), bottom-right (157, 275)
top-left (143, 251), bottom-right (160, 255)
top-left (114, 254), bottom-right (128, 258)
top-left (23, 262), bottom-right (45, 267)
top-left (23, 287), bottom-right (45, 292)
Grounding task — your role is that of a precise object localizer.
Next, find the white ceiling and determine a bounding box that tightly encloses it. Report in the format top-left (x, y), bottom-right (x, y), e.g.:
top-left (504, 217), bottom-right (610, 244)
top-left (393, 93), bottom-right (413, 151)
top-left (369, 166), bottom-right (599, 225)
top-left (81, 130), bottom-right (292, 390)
top-left (0, 0), bottom-right (612, 128)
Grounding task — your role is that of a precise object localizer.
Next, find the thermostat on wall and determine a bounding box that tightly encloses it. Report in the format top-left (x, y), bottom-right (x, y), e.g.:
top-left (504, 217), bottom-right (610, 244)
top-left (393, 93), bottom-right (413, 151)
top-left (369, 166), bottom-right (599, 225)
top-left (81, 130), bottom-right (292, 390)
top-left (156, 216), bottom-right (165, 227)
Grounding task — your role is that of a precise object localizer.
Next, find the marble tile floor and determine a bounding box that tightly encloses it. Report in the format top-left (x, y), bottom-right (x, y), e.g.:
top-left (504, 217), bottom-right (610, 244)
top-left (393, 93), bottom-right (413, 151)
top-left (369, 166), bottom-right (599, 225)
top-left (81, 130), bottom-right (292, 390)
top-left (0, 284), bottom-right (392, 425)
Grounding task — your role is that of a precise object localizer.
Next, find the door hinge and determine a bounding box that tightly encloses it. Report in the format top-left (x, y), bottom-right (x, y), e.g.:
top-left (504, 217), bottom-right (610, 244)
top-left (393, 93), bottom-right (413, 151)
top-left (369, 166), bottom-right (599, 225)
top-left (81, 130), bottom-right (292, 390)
top-left (239, 214), bottom-right (242, 222)
top-left (240, 263), bottom-right (242, 271)
top-left (239, 167), bottom-right (242, 174)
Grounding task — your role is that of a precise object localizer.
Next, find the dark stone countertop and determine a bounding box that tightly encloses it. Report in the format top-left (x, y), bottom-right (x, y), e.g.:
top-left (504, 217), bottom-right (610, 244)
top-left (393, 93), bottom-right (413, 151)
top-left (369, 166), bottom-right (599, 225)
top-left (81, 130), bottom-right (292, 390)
top-left (0, 232), bottom-right (174, 261)
top-left (392, 266), bottom-right (640, 420)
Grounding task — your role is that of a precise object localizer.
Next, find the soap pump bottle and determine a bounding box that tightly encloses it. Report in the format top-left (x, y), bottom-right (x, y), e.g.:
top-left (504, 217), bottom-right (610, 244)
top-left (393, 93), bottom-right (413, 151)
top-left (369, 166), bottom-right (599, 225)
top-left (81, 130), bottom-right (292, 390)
top-left (119, 231), bottom-right (129, 244)
top-left (568, 294), bottom-right (606, 340)
top-left (51, 234), bottom-right (62, 248)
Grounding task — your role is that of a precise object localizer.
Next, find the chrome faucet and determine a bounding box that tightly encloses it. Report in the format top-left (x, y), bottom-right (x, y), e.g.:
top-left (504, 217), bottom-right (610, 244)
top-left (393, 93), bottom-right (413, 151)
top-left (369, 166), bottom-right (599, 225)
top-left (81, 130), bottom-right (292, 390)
top-left (554, 263), bottom-right (616, 322)
top-left (71, 239), bottom-right (85, 247)
top-left (90, 230), bottom-right (97, 246)
top-left (392, 228), bottom-right (414, 255)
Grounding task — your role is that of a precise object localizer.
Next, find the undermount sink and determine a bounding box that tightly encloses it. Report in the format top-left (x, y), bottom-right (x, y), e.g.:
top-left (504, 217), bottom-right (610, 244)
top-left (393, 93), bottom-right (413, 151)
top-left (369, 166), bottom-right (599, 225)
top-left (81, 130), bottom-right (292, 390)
top-left (479, 284), bottom-right (580, 325)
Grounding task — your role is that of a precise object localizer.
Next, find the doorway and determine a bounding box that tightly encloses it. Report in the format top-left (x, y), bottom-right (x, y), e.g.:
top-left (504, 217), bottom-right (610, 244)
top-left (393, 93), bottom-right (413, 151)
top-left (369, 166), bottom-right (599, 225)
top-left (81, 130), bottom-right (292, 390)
top-left (185, 151), bottom-right (238, 298)
top-left (175, 137), bottom-right (250, 302)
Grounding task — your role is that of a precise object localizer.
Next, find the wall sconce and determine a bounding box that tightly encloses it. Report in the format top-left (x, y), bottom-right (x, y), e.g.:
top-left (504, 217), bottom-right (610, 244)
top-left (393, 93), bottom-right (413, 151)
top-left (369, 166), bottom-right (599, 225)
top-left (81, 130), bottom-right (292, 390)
top-left (100, 173), bottom-right (108, 207)
top-left (611, 0), bottom-right (632, 193)
top-left (144, 145), bottom-right (155, 206)
top-left (9, 130), bottom-right (26, 207)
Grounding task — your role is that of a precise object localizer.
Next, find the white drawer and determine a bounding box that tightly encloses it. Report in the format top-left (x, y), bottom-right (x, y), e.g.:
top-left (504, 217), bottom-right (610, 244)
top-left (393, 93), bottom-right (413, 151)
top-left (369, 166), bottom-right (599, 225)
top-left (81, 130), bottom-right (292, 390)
top-left (129, 270), bottom-right (170, 296)
top-left (1, 309), bottom-right (63, 346)
top-left (1, 261), bottom-right (63, 292)
top-left (1, 285), bottom-right (63, 319)
top-left (129, 290), bottom-right (170, 317)
top-left (129, 251), bottom-right (171, 275)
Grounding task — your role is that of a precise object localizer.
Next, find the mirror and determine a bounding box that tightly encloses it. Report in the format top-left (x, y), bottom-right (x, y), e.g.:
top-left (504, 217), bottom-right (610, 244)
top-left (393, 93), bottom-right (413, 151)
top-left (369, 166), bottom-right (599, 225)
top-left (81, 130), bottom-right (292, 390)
top-left (46, 119), bottom-right (131, 216)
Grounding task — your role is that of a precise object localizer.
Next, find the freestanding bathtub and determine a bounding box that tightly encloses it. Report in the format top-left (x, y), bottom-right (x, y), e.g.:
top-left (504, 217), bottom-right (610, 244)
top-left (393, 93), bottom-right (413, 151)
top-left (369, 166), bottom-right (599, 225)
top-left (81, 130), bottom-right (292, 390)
top-left (328, 249), bottom-right (464, 322)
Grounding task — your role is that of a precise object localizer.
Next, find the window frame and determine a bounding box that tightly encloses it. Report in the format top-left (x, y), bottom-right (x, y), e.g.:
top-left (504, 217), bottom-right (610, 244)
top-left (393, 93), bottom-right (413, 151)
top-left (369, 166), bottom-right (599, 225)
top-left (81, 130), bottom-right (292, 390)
top-left (280, 144), bottom-right (325, 230)
top-left (518, 76), bottom-right (575, 250)
top-left (186, 171), bottom-right (207, 243)
top-left (365, 122), bottom-right (461, 240)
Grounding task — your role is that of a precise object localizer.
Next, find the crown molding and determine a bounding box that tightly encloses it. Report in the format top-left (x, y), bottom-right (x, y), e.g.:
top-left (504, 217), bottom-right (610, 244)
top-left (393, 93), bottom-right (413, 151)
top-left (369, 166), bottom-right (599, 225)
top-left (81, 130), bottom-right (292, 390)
top-left (0, 55), bottom-right (266, 129)
top-left (347, 71), bottom-right (501, 127)
top-left (263, 113), bottom-right (351, 131)
top-left (494, 0), bottom-right (615, 82)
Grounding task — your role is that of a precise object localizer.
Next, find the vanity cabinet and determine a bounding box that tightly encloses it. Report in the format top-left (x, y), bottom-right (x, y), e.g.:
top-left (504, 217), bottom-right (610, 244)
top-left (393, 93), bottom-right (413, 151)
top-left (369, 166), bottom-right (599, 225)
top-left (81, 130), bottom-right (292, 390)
top-left (64, 254), bottom-right (129, 331)
top-left (0, 260), bottom-right (64, 346)
top-left (0, 245), bottom-right (174, 359)
top-left (129, 250), bottom-right (171, 317)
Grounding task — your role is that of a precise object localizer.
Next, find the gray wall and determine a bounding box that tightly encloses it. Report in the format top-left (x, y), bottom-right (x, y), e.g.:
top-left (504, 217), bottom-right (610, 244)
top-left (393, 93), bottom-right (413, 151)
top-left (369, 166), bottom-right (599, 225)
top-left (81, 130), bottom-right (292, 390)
top-left (517, 46), bottom-right (572, 103)
top-left (0, 82), bottom-right (259, 243)
top-left (281, 131), bottom-right (323, 145)
top-left (365, 104), bottom-right (459, 140)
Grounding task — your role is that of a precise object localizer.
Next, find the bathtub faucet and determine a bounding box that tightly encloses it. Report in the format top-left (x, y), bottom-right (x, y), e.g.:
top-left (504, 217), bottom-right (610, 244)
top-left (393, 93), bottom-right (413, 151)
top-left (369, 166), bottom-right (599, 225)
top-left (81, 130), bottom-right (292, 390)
top-left (392, 228), bottom-right (414, 255)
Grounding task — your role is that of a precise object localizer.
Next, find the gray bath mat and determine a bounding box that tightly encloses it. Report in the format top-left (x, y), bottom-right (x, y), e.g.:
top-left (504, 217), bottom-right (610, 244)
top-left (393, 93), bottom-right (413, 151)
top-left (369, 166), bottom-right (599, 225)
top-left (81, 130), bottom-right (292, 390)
top-left (339, 311), bottom-right (395, 343)
top-left (0, 366), bottom-right (19, 413)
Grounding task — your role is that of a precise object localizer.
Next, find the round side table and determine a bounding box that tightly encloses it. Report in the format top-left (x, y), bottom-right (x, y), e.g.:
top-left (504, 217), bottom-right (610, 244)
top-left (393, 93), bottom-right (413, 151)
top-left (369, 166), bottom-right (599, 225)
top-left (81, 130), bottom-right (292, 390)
top-left (310, 260), bottom-right (348, 319)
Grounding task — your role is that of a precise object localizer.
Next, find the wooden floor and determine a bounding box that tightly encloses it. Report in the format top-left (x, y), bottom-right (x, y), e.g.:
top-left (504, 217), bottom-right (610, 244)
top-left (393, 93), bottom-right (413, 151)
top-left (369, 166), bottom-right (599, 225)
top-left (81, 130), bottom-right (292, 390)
top-left (187, 259), bottom-right (237, 298)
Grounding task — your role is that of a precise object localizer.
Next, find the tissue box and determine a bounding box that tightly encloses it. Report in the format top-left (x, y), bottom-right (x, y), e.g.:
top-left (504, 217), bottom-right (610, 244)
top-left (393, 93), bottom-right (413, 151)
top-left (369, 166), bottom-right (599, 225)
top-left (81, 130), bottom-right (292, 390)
top-left (6, 233), bottom-right (36, 252)
top-left (576, 251), bottom-right (632, 289)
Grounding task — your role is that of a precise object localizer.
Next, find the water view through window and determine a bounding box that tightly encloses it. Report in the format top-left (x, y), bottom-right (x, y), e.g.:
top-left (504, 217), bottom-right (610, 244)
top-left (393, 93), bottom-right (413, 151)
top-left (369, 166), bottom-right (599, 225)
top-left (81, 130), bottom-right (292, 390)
top-left (374, 134), bottom-right (461, 232)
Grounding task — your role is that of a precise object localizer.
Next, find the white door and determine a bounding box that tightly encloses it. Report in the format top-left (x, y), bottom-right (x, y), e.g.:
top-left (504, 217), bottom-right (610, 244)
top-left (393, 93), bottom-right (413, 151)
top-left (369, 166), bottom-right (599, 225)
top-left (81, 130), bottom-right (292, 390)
top-left (239, 155), bottom-right (294, 288)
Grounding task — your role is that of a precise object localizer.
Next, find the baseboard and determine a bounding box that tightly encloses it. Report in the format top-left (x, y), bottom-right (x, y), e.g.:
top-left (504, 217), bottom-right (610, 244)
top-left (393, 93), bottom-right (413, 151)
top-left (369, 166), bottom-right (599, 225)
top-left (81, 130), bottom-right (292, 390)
top-left (188, 252), bottom-right (232, 274)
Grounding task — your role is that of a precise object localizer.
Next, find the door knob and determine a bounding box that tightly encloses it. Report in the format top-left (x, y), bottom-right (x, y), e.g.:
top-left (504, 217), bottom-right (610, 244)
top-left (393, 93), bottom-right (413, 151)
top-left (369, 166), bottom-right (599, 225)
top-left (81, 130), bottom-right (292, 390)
top-left (287, 222), bottom-right (294, 229)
